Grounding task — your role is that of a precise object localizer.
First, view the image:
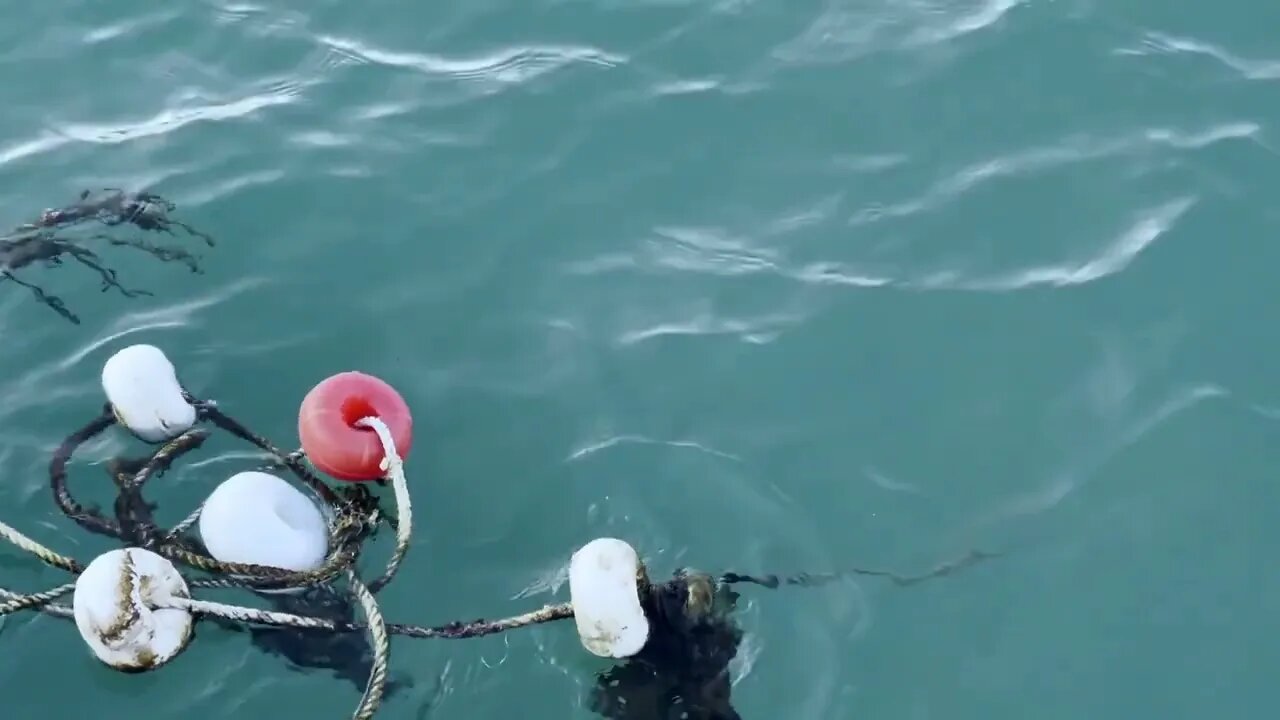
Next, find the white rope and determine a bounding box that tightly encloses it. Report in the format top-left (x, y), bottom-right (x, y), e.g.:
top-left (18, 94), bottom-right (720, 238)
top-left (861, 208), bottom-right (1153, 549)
top-left (153, 570), bottom-right (390, 720)
top-left (347, 569), bottom-right (388, 720)
top-left (354, 415), bottom-right (412, 592)
top-left (157, 596), bottom-right (338, 630)
top-left (0, 588), bottom-right (72, 618)
top-left (0, 519), bottom-right (78, 616)
top-left (0, 582), bottom-right (76, 616)
top-left (164, 503), bottom-right (203, 541)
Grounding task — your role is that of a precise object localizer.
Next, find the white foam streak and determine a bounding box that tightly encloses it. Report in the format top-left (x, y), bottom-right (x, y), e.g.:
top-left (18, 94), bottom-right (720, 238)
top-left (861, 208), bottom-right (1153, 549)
top-left (773, 0), bottom-right (1022, 66)
top-left (969, 382), bottom-right (1227, 534)
top-left (566, 190), bottom-right (1192, 294)
top-left (0, 87), bottom-right (300, 168)
top-left (928, 197), bottom-right (1195, 291)
top-left (566, 434), bottom-right (742, 463)
top-left (317, 34), bottom-right (625, 85)
top-left (849, 125), bottom-right (1254, 227)
top-left (904, 0), bottom-right (1020, 46)
top-left (1119, 31), bottom-right (1280, 80)
top-left (617, 310), bottom-right (804, 345)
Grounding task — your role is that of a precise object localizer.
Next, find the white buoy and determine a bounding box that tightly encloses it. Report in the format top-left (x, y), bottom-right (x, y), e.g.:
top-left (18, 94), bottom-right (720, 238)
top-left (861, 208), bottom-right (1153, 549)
top-left (568, 537), bottom-right (650, 658)
top-left (198, 471), bottom-right (329, 578)
top-left (101, 344), bottom-right (196, 443)
top-left (73, 547), bottom-right (193, 671)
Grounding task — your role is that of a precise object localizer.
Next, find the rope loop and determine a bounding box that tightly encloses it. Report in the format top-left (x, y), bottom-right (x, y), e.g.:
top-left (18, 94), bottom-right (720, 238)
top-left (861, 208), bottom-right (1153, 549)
top-left (354, 415), bottom-right (412, 593)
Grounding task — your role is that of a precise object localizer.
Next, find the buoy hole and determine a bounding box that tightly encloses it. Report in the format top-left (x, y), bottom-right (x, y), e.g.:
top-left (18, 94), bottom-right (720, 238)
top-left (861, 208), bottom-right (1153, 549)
top-left (340, 396), bottom-right (378, 430)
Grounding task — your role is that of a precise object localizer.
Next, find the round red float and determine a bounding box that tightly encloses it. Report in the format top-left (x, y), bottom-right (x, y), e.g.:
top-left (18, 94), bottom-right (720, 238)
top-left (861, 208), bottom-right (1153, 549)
top-left (297, 371), bottom-right (413, 482)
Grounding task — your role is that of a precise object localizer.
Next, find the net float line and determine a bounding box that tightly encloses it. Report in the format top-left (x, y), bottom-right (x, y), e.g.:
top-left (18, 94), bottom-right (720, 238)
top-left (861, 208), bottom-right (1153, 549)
top-left (51, 345), bottom-right (396, 593)
top-left (0, 363), bottom-right (518, 720)
top-left (51, 405), bottom-right (376, 592)
top-left (5, 342), bottom-right (419, 717)
top-left (5, 341), bottom-right (1005, 718)
top-left (31, 407), bottom-right (998, 644)
top-left (0, 509), bottom-right (997, 719)
top-left (180, 369), bottom-right (414, 593)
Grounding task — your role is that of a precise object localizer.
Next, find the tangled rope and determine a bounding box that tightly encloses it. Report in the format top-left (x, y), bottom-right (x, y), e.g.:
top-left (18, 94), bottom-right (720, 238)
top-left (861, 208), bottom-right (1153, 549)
top-left (0, 361), bottom-right (1002, 718)
top-left (49, 401), bottom-right (377, 592)
top-left (3, 389), bottom-right (592, 718)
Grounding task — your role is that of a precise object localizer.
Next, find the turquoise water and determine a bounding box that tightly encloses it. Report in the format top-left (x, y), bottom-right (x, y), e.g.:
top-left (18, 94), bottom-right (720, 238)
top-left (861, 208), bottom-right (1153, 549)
top-left (1, 0), bottom-right (1278, 717)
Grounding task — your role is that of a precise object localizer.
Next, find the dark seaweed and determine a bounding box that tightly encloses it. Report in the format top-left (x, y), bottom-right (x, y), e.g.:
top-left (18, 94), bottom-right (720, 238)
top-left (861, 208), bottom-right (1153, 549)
top-left (589, 571), bottom-right (744, 720)
top-left (1, 189), bottom-right (213, 324)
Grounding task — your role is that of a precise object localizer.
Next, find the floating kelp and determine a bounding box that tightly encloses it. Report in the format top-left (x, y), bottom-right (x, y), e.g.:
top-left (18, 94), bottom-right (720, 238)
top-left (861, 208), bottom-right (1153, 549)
top-left (0, 189), bottom-right (214, 324)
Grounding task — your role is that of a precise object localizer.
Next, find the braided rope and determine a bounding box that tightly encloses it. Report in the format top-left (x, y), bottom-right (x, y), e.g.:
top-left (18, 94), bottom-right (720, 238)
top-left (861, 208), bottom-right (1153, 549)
top-left (0, 587), bottom-right (72, 618)
top-left (0, 582), bottom-right (76, 616)
top-left (194, 401), bottom-right (343, 508)
top-left (70, 402), bottom-right (377, 593)
top-left (124, 427), bottom-right (209, 492)
top-left (156, 531), bottom-right (363, 591)
top-left (347, 570), bottom-right (388, 720)
top-left (0, 519), bottom-right (82, 573)
top-left (719, 548), bottom-right (1001, 589)
top-left (48, 406), bottom-right (121, 539)
top-left (353, 416), bottom-right (411, 593)
top-left (159, 596), bottom-right (337, 630)
top-left (154, 571), bottom-right (390, 720)
top-left (163, 503), bottom-right (203, 541)
top-left (164, 588), bottom-right (575, 640)
top-left (385, 601), bottom-right (575, 639)
top-left (114, 428), bottom-right (209, 547)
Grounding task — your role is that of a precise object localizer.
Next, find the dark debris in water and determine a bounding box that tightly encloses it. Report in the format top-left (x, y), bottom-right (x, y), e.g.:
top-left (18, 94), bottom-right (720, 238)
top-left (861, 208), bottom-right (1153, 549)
top-left (207, 583), bottom-right (415, 699)
top-left (0, 188), bottom-right (215, 325)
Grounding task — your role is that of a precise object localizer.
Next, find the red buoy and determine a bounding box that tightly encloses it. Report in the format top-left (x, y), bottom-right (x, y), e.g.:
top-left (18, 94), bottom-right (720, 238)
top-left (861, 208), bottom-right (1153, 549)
top-left (297, 371), bottom-right (413, 482)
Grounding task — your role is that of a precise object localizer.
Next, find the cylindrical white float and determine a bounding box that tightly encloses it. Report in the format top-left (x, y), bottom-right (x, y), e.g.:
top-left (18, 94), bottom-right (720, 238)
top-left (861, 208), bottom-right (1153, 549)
top-left (198, 471), bottom-right (329, 580)
top-left (101, 344), bottom-right (196, 443)
top-left (73, 547), bottom-right (193, 672)
top-left (568, 537), bottom-right (650, 658)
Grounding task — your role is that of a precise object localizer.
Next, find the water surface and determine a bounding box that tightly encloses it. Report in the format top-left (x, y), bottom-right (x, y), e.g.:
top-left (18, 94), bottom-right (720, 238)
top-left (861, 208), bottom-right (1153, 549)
top-left (0, 1), bottom-right (1277, 718)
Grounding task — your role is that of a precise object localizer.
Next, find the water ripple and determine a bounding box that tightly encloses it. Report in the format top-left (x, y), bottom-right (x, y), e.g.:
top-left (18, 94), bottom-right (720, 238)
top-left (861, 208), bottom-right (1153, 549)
top-left (566, 194), bottom-right (1195, 294)
top-left (772, 0), bottom-right (1023, 66)
top-left (800, 196), bottom-right (1194, 291)
top-left (910, 196), bottom-right (1196, 291)
top-left (211, 2), bottom-right (268, 25)
top-left (975, 382), bottom-right (1228, 526)
top-left (847, 124), bottom-right (1256, 227)
top-left (615, 308), bottom-right (806, 345)
top-left (0, 83), bottom-right (303, 168)
top-left (1117, 31), bottom-right (1280, 80)
top-left (902, 0), bottom-right (1021, 46)
top-left (0, 276), bottom-right (266, 425)
top-left (180, 169), bottom-right (286, 205)
top-left (566, 434), bottom-right (743, 462)
top-left (316, 34), bottom-right (626, 87)
top-left (81, 9), bottom-right (179, 45)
